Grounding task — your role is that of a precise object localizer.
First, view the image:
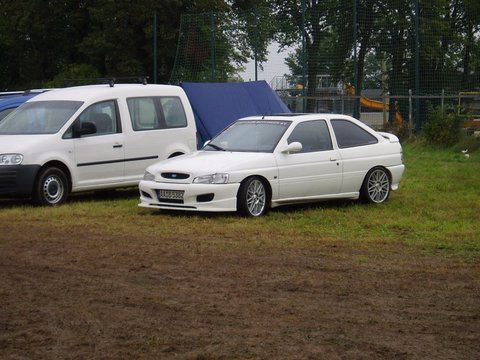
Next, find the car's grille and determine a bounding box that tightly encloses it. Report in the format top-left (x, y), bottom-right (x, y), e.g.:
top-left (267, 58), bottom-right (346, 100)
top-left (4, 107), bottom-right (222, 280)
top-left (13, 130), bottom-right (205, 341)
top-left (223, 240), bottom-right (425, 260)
top-left (161, 172), bottom-right (190, 180)
top-left (0, 170), bottom-right (17, 193)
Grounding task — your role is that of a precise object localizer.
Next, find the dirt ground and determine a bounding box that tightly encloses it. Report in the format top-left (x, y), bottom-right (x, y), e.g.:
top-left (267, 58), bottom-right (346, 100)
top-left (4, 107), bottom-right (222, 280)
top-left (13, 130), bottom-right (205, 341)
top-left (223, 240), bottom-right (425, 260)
top-left (1, 221), bottom-right (479, 359)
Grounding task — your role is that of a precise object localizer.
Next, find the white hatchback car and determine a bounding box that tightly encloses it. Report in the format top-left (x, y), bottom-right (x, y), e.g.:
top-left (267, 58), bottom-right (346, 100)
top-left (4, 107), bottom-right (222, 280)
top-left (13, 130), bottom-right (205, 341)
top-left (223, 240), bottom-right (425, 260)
top-left (139, 114), bottom-right (405, 216)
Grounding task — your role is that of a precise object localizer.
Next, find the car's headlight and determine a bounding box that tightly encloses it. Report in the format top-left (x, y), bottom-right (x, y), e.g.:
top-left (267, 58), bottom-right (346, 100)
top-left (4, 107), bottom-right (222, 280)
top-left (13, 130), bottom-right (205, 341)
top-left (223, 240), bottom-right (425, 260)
top-left (193, 173), bottom-right (229, 184)
top-left (0, 154), bottom-right (23, 165)
top-left (143, 171), bottom-right (155, 181)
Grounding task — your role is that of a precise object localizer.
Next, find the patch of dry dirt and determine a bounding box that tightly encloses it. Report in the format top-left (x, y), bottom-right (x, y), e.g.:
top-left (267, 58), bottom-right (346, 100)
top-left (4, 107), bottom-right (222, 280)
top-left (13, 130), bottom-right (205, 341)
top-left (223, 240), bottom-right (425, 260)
top-left (1, 227), bottom-right (479, 359)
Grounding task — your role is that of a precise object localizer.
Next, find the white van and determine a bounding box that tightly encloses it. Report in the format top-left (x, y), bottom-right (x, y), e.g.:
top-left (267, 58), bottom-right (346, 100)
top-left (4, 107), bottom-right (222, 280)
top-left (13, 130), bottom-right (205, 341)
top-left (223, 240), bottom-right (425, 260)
top-left (0, 84), bottom-right (197, 205)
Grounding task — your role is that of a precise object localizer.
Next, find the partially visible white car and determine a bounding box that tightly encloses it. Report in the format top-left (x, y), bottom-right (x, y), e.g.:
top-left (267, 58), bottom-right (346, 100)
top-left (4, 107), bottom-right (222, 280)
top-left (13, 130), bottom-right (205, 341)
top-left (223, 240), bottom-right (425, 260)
top-left (0, 84), bottom-right (197, 205)
top-left (139, 114), bottom-right (405, 216)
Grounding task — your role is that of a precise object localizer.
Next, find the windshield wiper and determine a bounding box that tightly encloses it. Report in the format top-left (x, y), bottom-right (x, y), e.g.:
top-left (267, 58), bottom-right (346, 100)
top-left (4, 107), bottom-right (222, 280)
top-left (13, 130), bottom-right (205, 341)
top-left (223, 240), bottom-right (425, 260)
top-left (205, 143), bottom-right (226, 151)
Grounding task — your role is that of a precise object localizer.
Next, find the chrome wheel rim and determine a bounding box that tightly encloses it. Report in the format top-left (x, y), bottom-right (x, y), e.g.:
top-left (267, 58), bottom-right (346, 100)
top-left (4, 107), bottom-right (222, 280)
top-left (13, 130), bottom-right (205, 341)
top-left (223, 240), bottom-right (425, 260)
top-left (367, 169), bottom-right (389, 203)
top-left (246, 179), bottom-right (266, 216)
top-left (43, 175), bottom-right (64, 204)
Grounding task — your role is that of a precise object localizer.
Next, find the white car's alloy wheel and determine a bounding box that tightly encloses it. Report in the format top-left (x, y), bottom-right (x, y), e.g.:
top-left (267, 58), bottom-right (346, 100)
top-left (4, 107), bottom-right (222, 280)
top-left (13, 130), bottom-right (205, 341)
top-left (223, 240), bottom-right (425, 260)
top-left (364, 168), bottom-right (390, 203)
top-left (238, 177), bottom-right (268, 217)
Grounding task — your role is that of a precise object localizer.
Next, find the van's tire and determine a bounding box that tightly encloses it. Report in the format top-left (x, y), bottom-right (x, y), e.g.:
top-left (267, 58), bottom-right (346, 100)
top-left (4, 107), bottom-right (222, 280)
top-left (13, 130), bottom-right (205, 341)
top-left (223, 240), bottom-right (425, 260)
top-left (33, 167), bottom-right (69, 206)
top-left (237, 176), bottom-right (269, 217)
top-left (360, 167), bottom-right (390, 204)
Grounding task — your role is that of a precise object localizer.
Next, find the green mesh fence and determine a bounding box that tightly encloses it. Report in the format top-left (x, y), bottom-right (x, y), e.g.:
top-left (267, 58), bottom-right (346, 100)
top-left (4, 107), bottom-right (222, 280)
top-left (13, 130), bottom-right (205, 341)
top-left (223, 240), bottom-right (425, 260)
top-left (170, 1), bottom-right (480, 129)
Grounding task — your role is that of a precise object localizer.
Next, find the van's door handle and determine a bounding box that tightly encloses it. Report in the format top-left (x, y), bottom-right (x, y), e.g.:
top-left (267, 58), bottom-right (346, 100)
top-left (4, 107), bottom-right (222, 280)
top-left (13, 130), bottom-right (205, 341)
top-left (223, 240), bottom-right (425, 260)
top-left (113, 144), bottom-right (123, 148)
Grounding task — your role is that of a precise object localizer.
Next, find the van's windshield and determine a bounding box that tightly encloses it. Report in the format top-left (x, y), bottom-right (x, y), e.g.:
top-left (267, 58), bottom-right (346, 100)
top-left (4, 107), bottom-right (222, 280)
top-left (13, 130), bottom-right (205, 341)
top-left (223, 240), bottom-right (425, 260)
top-left (0, 100), bottom-right (83, 135)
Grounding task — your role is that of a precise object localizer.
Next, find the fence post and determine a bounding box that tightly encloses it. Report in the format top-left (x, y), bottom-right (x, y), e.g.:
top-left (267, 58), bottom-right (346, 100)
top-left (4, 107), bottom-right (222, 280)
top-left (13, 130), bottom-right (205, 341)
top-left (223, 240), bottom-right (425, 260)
top-left (253, 6), bottom-right (258, 81)
top-left (382, 92), bottom-right (388, 126)
top-left (441, 89), bottom-right (445, 110)
top-left (409, 89), bottom-right (413, 137)
top-left (210, 12), bottom-right (216, 82)
top-left (153, 11), bottom-right (157, 84)
top-left (301, 0), bottom-right (306, 112)
top-left (353, 0), bottom-right (359, 119)
top-left (415, 0), bottom-right (421, 131)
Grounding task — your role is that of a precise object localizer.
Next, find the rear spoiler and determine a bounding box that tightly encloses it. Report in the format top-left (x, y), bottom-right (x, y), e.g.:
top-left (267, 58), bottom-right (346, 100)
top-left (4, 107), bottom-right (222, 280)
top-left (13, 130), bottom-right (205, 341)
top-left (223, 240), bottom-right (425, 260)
top-left (377, 132), bottom-right (400, 143)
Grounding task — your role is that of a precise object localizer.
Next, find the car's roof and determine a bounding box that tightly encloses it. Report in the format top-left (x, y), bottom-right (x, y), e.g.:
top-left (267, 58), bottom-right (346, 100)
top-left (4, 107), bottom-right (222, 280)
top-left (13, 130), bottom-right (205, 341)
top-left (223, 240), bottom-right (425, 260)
top-left (239, 113), bottom-right (356, 123)
top-left (29, 84), bottom-right (185, 103)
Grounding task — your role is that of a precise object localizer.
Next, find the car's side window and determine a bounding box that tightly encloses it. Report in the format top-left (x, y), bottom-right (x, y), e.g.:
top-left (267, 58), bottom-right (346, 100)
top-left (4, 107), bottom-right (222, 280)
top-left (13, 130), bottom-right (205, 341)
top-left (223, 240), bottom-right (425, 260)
top-left (331, 119), bottom-right (378, 148)
top-left (161, 97), bottom-right (188, 128)
top-left (287, 120), bottom-right (333, 153)
top-left (78, 100), bottom-right (119, 136)
top-left (127, 96), bottom-right (187, 131)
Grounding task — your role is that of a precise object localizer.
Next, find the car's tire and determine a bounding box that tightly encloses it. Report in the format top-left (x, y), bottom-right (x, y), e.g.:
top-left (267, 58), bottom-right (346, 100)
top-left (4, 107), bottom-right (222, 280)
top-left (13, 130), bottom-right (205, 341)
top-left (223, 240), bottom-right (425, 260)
top-left (237, 176), bottom-right (269, 217)
top-left (33, 167), bottom-right (69, 206)
top-left (360, 167), bottom-right (391, 204)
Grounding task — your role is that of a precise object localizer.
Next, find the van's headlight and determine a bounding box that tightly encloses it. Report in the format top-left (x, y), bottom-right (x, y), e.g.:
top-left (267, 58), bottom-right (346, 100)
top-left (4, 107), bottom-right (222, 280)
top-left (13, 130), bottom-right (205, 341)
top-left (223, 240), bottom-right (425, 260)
top-left (0, 154), bottom-right (23, 165)
top-left (143, 171), bottom-right (155, 181)
top-left (193, 173), bottom-right (229, 184)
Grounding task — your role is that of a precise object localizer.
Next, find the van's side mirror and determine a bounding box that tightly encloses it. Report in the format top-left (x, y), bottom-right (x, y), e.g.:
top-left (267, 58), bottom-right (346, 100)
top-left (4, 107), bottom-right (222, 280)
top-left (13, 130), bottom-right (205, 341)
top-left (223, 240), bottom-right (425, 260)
top-left (78, 121), bottom-right (97, 137)
top-left (281, 141), bottom-right (302, 154)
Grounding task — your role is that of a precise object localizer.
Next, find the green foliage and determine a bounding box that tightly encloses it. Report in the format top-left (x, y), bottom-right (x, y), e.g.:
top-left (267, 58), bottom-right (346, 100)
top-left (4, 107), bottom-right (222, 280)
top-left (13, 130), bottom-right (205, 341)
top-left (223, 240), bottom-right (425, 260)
top-left (43, 64), bottom-right (100, 88)
top-left (422, 104), bottom-right (464, 146)
top-left (170, 7), bottom-right (273, 83)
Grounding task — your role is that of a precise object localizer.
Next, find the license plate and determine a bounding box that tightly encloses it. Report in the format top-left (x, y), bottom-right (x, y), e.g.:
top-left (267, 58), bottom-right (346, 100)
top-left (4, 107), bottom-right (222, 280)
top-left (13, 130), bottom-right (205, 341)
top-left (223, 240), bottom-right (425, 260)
top-left (157, 189), bottom-right (184, 201)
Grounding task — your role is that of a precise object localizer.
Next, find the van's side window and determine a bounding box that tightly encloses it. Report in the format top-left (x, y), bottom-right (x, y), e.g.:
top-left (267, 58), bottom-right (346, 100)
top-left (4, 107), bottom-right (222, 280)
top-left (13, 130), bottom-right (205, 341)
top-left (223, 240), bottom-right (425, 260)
top-left (127, 97), bottom-right (187, 131)
top-left (78, 100), bottom-right (119, 136)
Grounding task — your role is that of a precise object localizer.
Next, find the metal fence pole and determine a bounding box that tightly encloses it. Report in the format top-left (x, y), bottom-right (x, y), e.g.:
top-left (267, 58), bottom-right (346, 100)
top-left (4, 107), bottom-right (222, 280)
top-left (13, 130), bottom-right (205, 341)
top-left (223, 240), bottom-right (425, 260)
top-left (441, 89), bottom-right (445, 110)
top-left (383, 92), bottom-right (388, 126)
top-left (153, 11), bottom-right (157, 84)
top-left (353, 0), bottom-right (359, 119)
top-left (408, 89), bottom-right (413, 137)
top-left (301, 0), bottom-right (306, 113)
top-left (210, 12), bottom-right (216, 82)
top-left (415, 0), bottom-right (421, 131)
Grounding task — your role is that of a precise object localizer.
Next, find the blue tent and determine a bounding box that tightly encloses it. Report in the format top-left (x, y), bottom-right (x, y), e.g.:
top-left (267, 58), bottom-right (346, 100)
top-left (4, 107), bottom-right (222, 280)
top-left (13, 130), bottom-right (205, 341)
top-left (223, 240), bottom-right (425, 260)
top-left (180, 81), bottom-right (291, 142)
top-left (0, 93), bottom-right (39, 121)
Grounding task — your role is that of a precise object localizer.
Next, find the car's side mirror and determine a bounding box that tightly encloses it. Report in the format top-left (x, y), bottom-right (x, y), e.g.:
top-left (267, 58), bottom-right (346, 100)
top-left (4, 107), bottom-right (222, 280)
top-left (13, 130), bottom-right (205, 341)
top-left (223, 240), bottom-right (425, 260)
top-left (79, 121), bottom-right (97, 137)
top-left (281, 141), bottom-right (302, 154)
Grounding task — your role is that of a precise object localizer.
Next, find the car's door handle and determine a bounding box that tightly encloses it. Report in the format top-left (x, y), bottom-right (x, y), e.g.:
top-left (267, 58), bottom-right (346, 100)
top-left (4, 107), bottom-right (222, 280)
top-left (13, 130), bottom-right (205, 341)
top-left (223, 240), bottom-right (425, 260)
top-left (330, 157), bottom-right (337, 161)
top-left (113, 144), bottom-right (123, 148)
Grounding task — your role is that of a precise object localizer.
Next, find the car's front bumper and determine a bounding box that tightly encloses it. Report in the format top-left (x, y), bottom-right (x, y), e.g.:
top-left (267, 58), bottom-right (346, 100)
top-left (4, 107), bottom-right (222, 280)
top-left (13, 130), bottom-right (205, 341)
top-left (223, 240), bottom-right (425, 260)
top-left (138, 180), bottom-right (240, 212)
top-left (0, 165), bottom-right (40, 197)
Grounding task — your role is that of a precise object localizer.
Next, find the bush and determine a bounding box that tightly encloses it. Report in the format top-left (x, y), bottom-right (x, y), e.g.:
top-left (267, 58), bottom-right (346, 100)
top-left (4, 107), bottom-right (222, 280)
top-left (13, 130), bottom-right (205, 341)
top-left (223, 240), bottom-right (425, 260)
top-left (422, 104), bottom-right (464, 146)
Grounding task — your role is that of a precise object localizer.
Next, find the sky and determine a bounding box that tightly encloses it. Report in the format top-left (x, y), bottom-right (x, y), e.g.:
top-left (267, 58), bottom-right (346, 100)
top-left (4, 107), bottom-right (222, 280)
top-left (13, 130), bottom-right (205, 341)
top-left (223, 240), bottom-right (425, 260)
top-left (238, 42), bottom-right (294, 84)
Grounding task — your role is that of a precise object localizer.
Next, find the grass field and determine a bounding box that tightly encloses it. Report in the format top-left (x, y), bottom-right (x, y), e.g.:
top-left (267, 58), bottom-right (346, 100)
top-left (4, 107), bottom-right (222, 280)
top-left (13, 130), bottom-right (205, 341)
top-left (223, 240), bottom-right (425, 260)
top-left (1, 143), bottom-right (479, 358)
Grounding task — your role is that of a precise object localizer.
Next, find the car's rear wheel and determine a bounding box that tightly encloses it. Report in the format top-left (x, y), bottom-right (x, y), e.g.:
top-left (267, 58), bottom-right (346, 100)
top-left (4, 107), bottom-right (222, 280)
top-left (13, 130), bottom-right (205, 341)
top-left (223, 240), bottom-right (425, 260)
top-left (237, 176), bottom-right (269, 217)
top-left (360, 167), bottom-right (390, 204)
top-left (33, 167), bottom-right (69, 206)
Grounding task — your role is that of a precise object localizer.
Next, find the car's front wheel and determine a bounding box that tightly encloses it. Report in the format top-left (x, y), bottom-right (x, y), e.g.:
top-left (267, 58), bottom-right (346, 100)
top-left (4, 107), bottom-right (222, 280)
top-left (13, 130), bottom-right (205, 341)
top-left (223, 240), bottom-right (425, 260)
top-left (360, 167), bottom-right (391, 204)
top-left (237, 176), bottom-right (269, 217)
top-left (33, 167), bottom-right (69, 206)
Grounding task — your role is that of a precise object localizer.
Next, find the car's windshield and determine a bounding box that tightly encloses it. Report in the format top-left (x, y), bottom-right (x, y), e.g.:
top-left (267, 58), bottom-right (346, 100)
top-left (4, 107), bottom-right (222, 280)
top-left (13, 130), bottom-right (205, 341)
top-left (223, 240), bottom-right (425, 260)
top-left (0, 100), bottom-right (83, 135)
top-left (205, 120), bottom-right (291, 153)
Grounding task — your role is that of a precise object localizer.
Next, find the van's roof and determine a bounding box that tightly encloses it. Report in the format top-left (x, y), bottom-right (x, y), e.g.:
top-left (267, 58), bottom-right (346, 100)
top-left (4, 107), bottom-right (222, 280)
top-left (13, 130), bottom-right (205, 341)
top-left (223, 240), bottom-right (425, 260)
top-left (29, 84), bottom-right (185, 103)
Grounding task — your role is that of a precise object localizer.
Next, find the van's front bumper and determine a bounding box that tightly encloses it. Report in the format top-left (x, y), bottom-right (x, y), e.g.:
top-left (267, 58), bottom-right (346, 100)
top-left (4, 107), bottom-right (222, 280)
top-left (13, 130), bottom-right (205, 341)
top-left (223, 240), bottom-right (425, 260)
top-left (0, 165), bottom-right (40, 196)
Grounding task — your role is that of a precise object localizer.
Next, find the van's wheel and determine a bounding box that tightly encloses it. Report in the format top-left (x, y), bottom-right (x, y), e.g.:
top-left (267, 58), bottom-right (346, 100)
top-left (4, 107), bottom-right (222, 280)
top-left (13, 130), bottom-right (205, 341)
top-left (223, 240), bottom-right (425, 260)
top-left (33, 167), bottom-right (69, 206)
top-left (237, 176), bottom-right (269, 217)
top-left (360, 167), bottom-right (390, 204)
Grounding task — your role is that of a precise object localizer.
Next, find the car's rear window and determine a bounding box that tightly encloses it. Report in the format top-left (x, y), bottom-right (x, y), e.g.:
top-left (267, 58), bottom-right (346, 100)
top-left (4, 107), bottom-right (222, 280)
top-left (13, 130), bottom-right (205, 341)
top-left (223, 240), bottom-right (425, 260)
top-left (331, 119), bottom-right (378, 148)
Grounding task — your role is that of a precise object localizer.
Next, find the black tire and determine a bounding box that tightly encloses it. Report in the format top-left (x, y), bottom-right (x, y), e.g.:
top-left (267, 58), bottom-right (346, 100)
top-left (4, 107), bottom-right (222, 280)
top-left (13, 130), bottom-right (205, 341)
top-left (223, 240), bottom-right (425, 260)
top-left (33, 167), bottom-right (69, 206)
top-left (237, 176), bottom-right (269, 217)
top-left (360, 167), bottom-right (391, 204)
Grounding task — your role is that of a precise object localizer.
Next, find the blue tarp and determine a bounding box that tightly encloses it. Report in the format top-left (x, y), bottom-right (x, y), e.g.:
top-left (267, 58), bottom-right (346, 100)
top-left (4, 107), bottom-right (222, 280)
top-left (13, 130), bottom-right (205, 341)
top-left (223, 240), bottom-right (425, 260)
top-left (180, 81), bottom-right (290, 141)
